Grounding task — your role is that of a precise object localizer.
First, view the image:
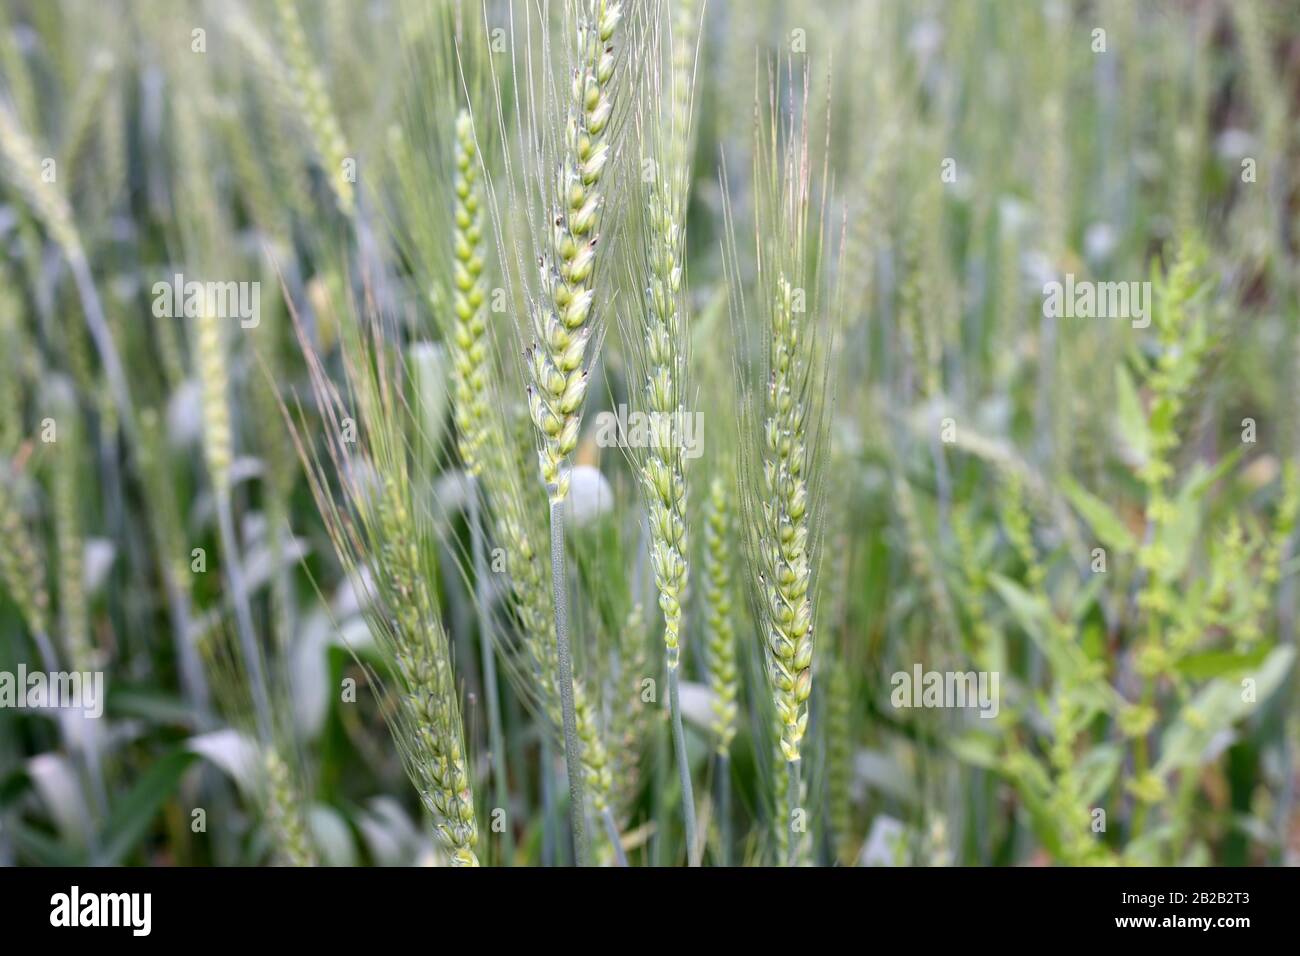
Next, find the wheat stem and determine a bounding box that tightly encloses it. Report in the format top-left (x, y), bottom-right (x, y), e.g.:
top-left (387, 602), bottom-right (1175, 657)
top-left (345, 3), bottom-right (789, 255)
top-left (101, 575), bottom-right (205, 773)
top-left (600, 805), bottom-right (628, 867)
top-left (215, 491), bottom-right (273, 743)
top-left (549, 497), bottom-right (588, 865)
top-left (477, 415), bottom-right (616, 830)
top-left (785, 758), bottom-right (801, 867)
top-left (667, 662), bottom-right (697, 863)
top-left (716, 752), bottom-right (732, 866)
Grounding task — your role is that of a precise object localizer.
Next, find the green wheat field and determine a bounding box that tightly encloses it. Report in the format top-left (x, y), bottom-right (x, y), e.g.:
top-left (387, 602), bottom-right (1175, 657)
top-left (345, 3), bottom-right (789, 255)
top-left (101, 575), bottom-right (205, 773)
top-left (1, 0), bottom-right (1298, 868)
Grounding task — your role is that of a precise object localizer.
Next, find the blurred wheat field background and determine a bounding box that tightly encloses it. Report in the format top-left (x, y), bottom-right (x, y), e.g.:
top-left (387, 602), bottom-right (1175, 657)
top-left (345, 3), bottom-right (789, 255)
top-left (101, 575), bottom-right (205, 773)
top-left (0, 0), bottom-right (1298, 868)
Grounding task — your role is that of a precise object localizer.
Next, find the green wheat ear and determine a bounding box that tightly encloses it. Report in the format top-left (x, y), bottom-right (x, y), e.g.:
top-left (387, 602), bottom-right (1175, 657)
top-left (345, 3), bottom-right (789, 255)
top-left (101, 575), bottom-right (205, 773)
top-left (195, 302), bottom-right (233, 497)
top-left (724, 61), bottom-right (841, 866)
top-left (0, 465), bottom-right (51, 642)
top-left (448, 109), bottom-right (493, 476)
top-left (290, 307), bottom-right (480, 867)
top-left (273, 0), bottom-right (354, 215)
top-left (0, 100), bottom-right (82, 260)
top-left (525, 0), bottom-right (623, 503)
top-left (262, 745), bottom-right (318, 867)
top-left (761, 273), bottom-right (817, 764)
top-left (610, 0), bottom-right (703, 861)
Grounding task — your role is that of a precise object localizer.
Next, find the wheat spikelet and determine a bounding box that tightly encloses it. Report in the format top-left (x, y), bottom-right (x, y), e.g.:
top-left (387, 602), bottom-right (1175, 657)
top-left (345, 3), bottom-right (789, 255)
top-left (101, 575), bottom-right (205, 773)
top-left (192, 291), bottom-right (276, 741)
top-left (372, 478), bottom-right (480, 864)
